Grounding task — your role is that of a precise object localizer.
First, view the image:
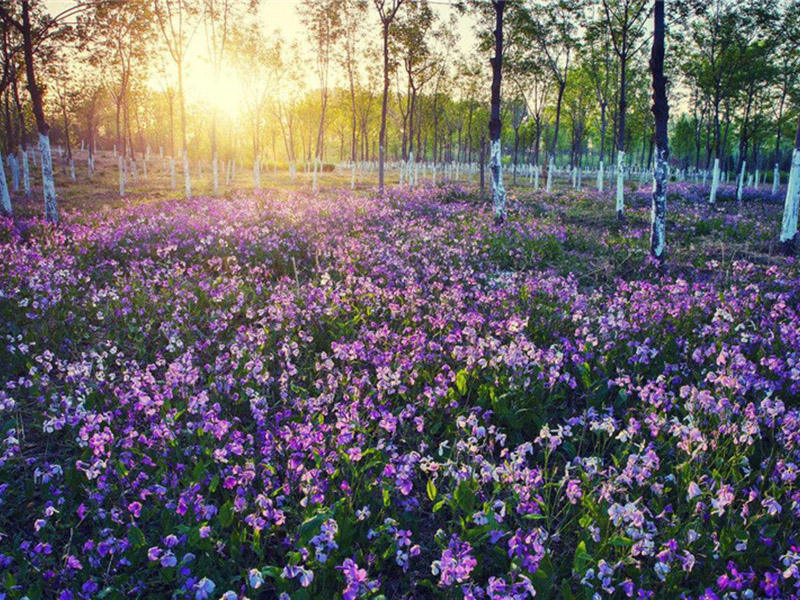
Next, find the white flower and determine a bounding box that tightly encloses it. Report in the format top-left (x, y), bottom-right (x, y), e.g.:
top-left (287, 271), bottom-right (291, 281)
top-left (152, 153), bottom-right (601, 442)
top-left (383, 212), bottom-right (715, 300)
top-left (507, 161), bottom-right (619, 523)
top-left (248, 568), bottom-right (264, 589)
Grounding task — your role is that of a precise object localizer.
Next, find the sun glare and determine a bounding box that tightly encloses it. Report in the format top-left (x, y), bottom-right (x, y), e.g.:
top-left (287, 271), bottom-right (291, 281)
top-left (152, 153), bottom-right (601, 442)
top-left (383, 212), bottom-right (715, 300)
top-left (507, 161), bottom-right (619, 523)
top-left (183, 61), bottom-right (248, 117)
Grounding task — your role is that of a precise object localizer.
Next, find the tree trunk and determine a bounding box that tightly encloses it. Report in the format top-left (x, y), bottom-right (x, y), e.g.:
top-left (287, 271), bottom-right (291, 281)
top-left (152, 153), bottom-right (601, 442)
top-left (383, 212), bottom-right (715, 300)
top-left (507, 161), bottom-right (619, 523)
top-left (649, 0), bottom-right (668, 259)
top-left (552, 81), bottom-right (565, 164)
top-left (21, 0), bottom-right (57, 222)
top-left (779, 116), bottom-right (800, 247)
top-left (378, 21), bottom-right (390, 194)
top-left (616, 56), bottom-right (628, 220)
top-left (177, 59), bottom-right (190, 198)
top-left (489, 1), bottom-right (506, 224)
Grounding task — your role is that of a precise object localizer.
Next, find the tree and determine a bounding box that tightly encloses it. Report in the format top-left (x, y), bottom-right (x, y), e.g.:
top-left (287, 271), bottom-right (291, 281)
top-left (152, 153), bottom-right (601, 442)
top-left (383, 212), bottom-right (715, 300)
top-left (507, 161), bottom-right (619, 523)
top-left (203, 0), bottom-right (232, 195)
top-left (0, 0), bottom-right (78, 223)
top-left (488, 0), bottom-right (506, 223)
top-left (778, 0), bottom-right (800, 248)
top-left (513, 58), bottom-right (549, 170)
top-left (650, 0), bottom-right (668, 259)
top-left (600, 0), bottom-right (650, 218)
top-left (584, 19), bottom-right (616, 179)
top-left (393, 0), bottom-right (438, 163)
top-left (300, 0), bottom-right (343, 173)
top-left (372, 0), bottom-right (405, 195)
top-left (779, 116), bottom-right (800, 249)
top-left (337, 0), bottom-right (368, 163)
top-left (153, 0), bottom-right (199, 199)
top-left (523, 0), bottom-right (584, 172)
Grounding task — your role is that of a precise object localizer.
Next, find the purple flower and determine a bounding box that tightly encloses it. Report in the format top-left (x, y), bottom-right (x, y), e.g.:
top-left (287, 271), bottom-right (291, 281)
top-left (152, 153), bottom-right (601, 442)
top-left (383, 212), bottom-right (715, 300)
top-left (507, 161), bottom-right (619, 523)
top-left (431, 535), bottom-right (477, 587)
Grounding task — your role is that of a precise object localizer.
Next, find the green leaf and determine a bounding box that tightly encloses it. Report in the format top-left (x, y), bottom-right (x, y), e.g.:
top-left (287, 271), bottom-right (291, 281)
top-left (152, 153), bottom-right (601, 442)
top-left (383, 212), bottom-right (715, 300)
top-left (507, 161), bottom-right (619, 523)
top-left (610, 535), bottom-right (633, 547)
top-left (454, 479), bottom-right (475, 513)
top-left (128, 526), bottom-right (146, 549)
top-left (427, 479), bottom-right (437, 502)
top-left (561, 580), bottom-right (575, 600)
top-left (218, 501), bottom-right (234, 527)
top-left (298, 511), bottom-right (331, 545)
top-left (573, 540), bottom-right (592, 575)
top-left (456, 369), bottom-right (468, 395)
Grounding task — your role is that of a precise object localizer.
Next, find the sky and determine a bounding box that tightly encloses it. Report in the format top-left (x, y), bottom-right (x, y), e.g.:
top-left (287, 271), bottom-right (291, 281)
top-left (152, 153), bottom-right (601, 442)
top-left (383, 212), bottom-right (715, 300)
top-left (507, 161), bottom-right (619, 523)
top-left (44, 0), bottom-right (479, 112)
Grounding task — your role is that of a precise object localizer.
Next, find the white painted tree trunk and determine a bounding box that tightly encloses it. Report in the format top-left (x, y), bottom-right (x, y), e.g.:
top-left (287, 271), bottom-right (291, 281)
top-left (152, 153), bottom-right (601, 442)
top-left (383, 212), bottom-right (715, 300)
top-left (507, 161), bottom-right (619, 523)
top-left (212, 153), bottom-right (219, 196)
top-left (0, 152), bottom-right (11, 215)
top-left (118, 155), bottom-right (125, 197)
top-left (350, 161), bottom-right (356, 189)
top-left (546, 158), bottom-right (554, 192)
top-left (408, 152), bottom-right (414, 188)
top-left (709, 158), bottom-right (720, 205)
top-left (737, 161), bottom-right (746, 202)
top-left (650, 148), bottom-right (668, 258)
top-left (597, 160), bottom-right (604, 192)
top-left (22, 150), bottom-right (31, 197)
top-left (399, 160), bottom-right (405, 185)
top-left (772, 164), bottom-right (780, 195)
top-left (8, 154), bottom-right (19, 192)
top-left (39, 133), bottom-right (58, 223)
top-left (432, 164), bottom-right (437, 186)
top-left (170, 157), bottom-right (176, 190)
top-left (577, 167), bottom-right (582, 190)
top-left (534, 165), bottom-right (540, 189)
top-left (780, 149), bottom-right (800, 243)
top-left (183, 151), bottom-right (191, 198)
top-left (415, 160), bottom-right (419, 187)
top-left (615, 150), bottom-right (625, 217)
top-left (69, 159), bottom-right (76, 182)
top-left (490, 139), bottom-right (506, 222)
top-left (312, 158), bottom-right (318, 191)
top-left (254, 156), bottom-right (261, 189)
top-left (143, 158), bottom-right (148, 178)
top-left (130, 159), bottom-right (138, 184)
top-left (755, 169), bottom-right (759, 189)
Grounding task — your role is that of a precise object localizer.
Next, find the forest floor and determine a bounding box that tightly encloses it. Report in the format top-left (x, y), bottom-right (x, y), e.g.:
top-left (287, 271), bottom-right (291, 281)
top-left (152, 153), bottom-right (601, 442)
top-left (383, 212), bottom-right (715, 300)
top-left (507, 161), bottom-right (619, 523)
top-left (1, 173), bottom-right (799, 599)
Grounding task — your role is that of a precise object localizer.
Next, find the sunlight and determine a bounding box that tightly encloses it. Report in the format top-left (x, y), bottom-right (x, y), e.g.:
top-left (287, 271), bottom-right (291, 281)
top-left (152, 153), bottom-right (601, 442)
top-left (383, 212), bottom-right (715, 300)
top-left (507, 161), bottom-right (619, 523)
top-left (184, 60), bottom-right (248, 117)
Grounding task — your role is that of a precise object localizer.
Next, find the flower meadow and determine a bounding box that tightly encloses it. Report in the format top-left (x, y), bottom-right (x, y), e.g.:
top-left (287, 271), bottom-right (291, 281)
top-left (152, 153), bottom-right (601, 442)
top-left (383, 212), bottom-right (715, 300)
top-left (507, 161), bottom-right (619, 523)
top-left (1, 185), bottom-right (800, 600)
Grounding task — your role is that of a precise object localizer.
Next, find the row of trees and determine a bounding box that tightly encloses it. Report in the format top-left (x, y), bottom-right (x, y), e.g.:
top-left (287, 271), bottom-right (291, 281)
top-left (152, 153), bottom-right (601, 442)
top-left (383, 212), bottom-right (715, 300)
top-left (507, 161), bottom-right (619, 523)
top-left (0, 0), bottom-right (798, 253)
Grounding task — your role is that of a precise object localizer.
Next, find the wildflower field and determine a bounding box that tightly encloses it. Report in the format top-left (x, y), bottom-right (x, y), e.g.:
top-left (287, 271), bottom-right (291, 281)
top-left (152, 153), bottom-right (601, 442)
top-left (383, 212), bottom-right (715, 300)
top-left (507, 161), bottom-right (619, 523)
top-left (1, 184), bottom-right (799, 600)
